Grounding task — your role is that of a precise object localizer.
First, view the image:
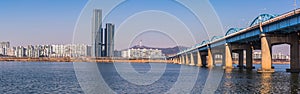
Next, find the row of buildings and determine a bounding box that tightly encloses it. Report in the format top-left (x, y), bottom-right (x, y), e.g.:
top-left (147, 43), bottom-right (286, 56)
top-left (213, 51), bottom-right (290, 60)
top-left (252, 51), bottom-right (290, 60)
top-left (0, 42), bottom-right (91, 58)
top-left (0, 41), bottom-right (166, 59)
top-left (1, 42), bottom-right (289, 60)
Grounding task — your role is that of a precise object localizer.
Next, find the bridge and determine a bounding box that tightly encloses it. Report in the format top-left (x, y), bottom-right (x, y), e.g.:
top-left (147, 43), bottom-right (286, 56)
top-left (169, 9), bottom-right (300, 73)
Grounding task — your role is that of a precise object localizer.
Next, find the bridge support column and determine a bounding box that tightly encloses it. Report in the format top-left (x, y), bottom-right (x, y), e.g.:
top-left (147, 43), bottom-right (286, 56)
top-left (287, 33), bottom-right (300, 72)
top-left (207, 48), bottom-right (213, 68)
top-left (178, 56), bottom-right (181, 64)
top-left (185, 54), bottom-right (189, 65)
top-left (237, 50), bottom-right (244, 69)
top-left (246, 47), bottom-right (254, 69)
top-left (225, 43), bottom-right (233, 69)
top-left (258, 34), bottom-right (274, 72)
top-left (190, 53), bottom-right (195, 66)
top-left (196, 51), bottom-right (203, 67)
top-left (180, 55), bottom-right (184, 64)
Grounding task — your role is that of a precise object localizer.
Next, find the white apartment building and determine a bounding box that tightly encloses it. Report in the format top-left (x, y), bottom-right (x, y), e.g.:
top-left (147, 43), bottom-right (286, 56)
top-left (122, 48), bottom-right (165, 59)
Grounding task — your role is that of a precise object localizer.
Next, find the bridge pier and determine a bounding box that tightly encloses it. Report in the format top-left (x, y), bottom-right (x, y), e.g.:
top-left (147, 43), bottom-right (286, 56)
top-left (185, 54), bottom-right (189, 65)
top-left (180, 55), bottom-right (184, 64)
top-left (258, 34), bottom-right (274, 72)
top-left (287, 33), bottom-right (300, 72)
top-left (207, 48), bottom-right (213, 68)
top-left (237, 50), bottom-right (244, 69)
top-left (246, 47), bottom-right (254, 69)
top-left (178, 57), bottom-right (180, 64)
top-left (196, 51), bottom-right (203, 67)
top-left (190, 53), bottom-right (195, 66)
top-left (175, 57), bottom-right (179, 64)
top-left (225, 43), bottom-right (233, 68)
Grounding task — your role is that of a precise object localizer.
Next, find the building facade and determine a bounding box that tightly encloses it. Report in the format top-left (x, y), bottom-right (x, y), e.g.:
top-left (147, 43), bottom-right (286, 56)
top-left (0, 42), bottom-right (10, 56)
top-left (104, 23), bottom-right (115, 57)
top-left (121, 48), bottom-right (165, 59)
top-left (51, 44), bottom-right (91, 57)
top-left (92, 9), bottom-right (103, 57)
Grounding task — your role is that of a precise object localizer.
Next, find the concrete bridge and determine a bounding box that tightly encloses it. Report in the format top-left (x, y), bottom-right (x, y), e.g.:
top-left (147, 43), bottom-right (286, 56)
top-left (169, 9), bottom-right (300, 73)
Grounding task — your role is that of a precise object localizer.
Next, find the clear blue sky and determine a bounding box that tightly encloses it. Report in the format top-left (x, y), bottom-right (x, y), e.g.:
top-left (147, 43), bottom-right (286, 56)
top-left (0, 0), bottom-right (296, 54)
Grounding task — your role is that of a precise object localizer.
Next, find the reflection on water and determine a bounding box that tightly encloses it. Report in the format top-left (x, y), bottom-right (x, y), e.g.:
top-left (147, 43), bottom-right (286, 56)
top-left (0, 62), bottom-right (299, 93)
top-left (216, 64), bottom-right (300, 93)
top-left (260, 73), bottom-right (272, 94)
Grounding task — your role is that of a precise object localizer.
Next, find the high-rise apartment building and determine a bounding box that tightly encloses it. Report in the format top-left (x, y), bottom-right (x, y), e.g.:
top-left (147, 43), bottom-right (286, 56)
top-left (15, 46), bottom-right (26, 57)
top-left (26, 45), bottom-right (35, 57)
top-left (0, 42), bottom-right (10, 56)
top-left (104, 23), bottom-right (115, 57)
top-left (92, 9), bottom-right (103, 57)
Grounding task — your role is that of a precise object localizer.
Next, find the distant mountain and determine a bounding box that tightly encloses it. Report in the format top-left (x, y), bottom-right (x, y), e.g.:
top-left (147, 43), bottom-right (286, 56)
top-left (129, 45), bottom-right (188, 56)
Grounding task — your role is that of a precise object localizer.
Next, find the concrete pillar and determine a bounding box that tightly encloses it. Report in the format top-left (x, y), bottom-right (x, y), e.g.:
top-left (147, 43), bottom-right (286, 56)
top-left (246, 48), bottom-right (253, 69)
top-left (190, 53), bottom-right (195, 66)
top-left (185, 54), bottom-right (189, 65)
top-left (207, 48), bottom-right (213, 68)
top-left (225, 43), bottom-right (233, 68)
top-left (259, 34), bottom-right (274, 72)
top-left (180, 55), bottom-right (184, 64)
top-left (237, 50), bottom-right (244, 69)
top-left (183, 56), bottom-right (185, 64)
top-left (178, 57), bottom-right (180, 64)
top-left (289, 33), bottom-right (300, 72)
top-left (196, 51), bottom-right (203, 67)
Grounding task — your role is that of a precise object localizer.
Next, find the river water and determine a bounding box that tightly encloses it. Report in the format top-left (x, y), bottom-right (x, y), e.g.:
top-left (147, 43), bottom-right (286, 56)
top-left (0, 62), bottom-right (298, 93)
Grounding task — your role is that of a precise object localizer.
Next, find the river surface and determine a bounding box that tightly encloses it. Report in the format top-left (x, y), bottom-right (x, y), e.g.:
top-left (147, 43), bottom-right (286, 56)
top-left (0, 62), bottom-right (299, 93)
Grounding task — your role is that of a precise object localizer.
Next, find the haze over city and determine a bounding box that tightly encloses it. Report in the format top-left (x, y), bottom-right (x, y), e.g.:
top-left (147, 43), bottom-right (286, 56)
top-left (0, 0), bottom-right (297, 54)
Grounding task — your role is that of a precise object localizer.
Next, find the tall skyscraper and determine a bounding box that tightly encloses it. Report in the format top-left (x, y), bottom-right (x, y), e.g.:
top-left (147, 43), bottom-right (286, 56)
top-left (92, 9), bottom-right (103, 57)
top-left (104, 23), bottom-right (115, 57)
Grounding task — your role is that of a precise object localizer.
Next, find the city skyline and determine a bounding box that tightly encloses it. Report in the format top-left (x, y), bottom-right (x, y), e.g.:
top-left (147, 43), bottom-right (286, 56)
top-left (0, 0), bottom-right (297, 54)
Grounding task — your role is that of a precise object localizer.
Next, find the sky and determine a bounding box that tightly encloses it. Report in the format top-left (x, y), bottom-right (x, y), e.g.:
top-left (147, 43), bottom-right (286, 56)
top-left (0, 0), bottom-right (297, 54)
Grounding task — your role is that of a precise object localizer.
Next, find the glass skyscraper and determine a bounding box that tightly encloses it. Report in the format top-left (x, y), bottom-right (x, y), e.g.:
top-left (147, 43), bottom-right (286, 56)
top-left (92, 9), bottom-right (102, 57)
top-left (104, 23), bottom-right (115, 57)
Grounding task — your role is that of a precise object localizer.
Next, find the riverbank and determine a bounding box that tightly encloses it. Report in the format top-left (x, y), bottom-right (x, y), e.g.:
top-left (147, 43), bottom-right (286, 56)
top-left (0, 57), bottom-right (291, 64)
top-left (0, 57), bottom-right (173, 63)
